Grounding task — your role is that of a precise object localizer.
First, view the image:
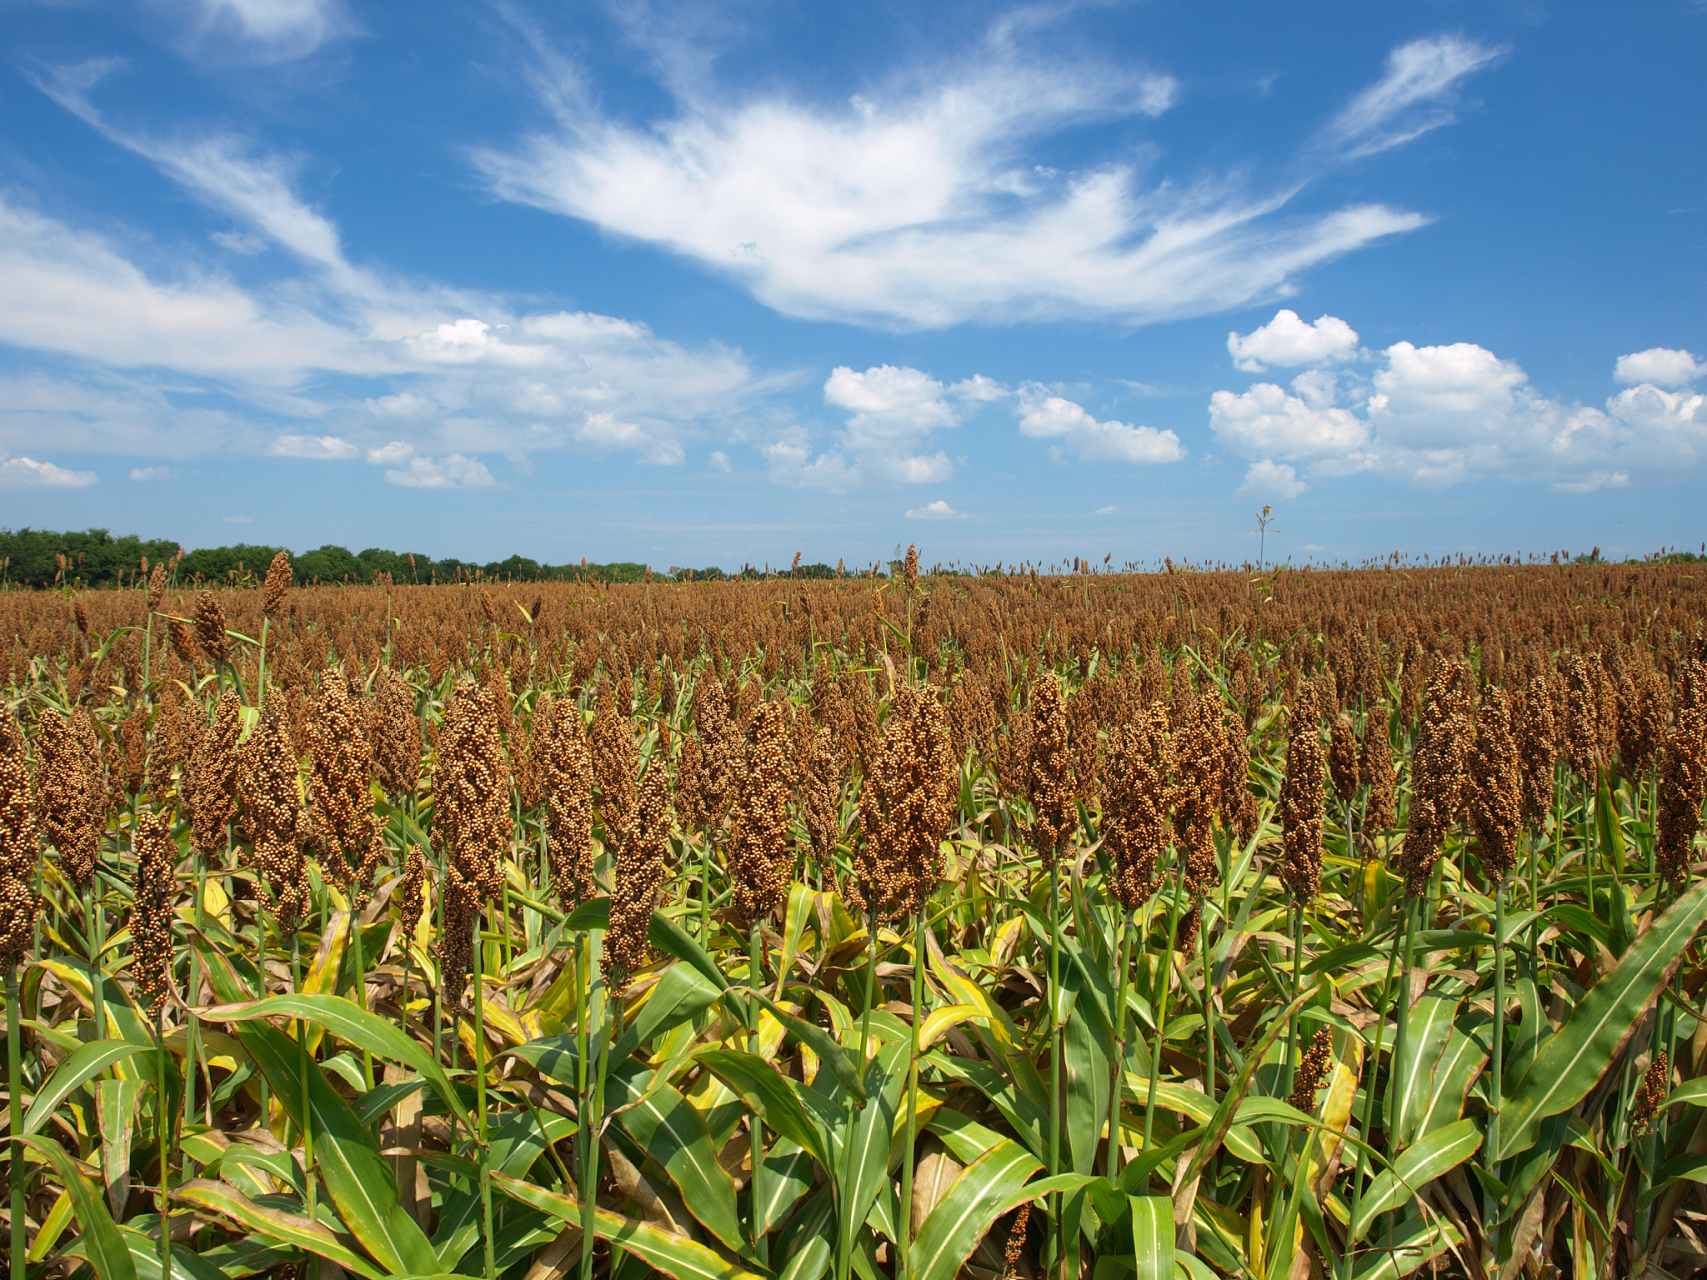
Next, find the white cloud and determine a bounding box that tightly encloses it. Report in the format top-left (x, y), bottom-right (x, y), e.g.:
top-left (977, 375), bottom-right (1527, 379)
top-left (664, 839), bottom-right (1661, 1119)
top-left (169, 0), bottom-right (356, 65)
top-left (1237, 460), bottom-right (1306, 499)
top-left (1094, 505), bottom-right (1118, 515)
top-left (267, 434), bottom-right (358, 459)
top-left (383, 454), bottom-right (497, 490)
top-left (365, 440), bottom-right (413, 464)
top-left (1320, 35), bottom-right (1505, 158)
top-left (1017, 387), bottom-right (1185, 465)
top-left (0, 455), bottom-right (97, 489)
top-left (769, 365), bottom-right (960, 490)
top-left (477, 29), bottom-right (1441, 328)
top-left (906, 500), bottom-right (965, 519)
top-left (949, 374), bottom-right (1010, 403)
top-left (1209, 380), bottom-right (1371, 462)
top-left (1227, 309), bottom-right (1359, 371)
top-left (1210, 326), bottom-right (1707, 491)
top-left (129, 466), bottom-right (178, 481)
top-left (1615, 348), bottom-right (1703, 389)
top-left (708, 449), bottom-right (731, 472)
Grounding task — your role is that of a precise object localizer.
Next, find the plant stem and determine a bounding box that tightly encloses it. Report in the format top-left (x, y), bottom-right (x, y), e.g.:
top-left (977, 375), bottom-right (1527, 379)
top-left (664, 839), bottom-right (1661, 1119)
top-left (1487, 877), bottom-right (1506, 1233)
top-left (156, 1004), bottom-right (171, 1280)
top-left (295, 931), bottom-right (314, 1222)
top-left (748, 919), bottom-right (769, 1266)
top-left (1144, 851), bottom-right (1186, 1154)
top-left (349, 908), bottom-right (375, 1090)
top-left (898, 906), bottom-right (926, 1280)
top-left (7, 967), bottom-right (25, 1280)
top-left (1105, 906), bottom-right (1133, 1180)
top-left (1343, 899), bottom-right (1405, 1280)
top-left (579, 928), bottom-right (605, 1280)
top-left (1047, 857), bottom-right (1064, 1278)
top-left (472, 908), bottom-right (496, 1280)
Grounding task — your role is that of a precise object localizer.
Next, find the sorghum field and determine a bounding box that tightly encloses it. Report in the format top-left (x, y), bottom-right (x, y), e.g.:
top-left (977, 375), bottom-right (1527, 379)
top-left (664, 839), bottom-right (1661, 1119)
top-left (3, 550), bottom-right (1706, 1280)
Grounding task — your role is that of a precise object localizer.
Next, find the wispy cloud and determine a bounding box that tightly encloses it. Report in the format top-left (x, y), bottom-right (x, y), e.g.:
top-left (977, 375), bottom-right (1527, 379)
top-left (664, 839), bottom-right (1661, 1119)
top-left (0, 455), bottom-right (97, 489)
top-left (474, 23), bottom-right (1494, 328)
top-left (1318, 35), bottom-right (1505, 159)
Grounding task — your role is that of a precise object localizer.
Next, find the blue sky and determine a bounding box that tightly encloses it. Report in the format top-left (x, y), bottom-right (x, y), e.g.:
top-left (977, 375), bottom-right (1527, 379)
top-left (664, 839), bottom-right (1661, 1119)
top-left (1, 1), bottom-right (1703, 570)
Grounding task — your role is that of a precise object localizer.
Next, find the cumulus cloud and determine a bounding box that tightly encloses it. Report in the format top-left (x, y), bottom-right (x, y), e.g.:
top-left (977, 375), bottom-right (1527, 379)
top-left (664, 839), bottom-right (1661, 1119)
top-left (1227, 309), bottom-right (1359, 371)
top-left (708, 450), bottom-right (731, 472)
top-left (1237, 460), bottom-right (1306, 499)
top-left (769, 365), bottom-right (967, 490)
top-left (475, 25), bottom-right (1460, 328)
top-left (267, 434), bottom-right (358, 459)
top-left (129, 466), bottom-right (178, 481)
top-left (1016, 387), bottom-right (1184, 465)
top-left (1209, 325), bottom-right (1707, 491)
top-left (383, 454), bottom-right (497, 489)
top-left (0, 455), bottom-right (98, 489)
top-left (365, 440), bottom-right (413, 464)
top-left (906, 500), bottom-right (965, 519)
top-left (1615, 348), bottom-right (1703, 389)
top-left (1319, 35), bottom-right (1505, 158)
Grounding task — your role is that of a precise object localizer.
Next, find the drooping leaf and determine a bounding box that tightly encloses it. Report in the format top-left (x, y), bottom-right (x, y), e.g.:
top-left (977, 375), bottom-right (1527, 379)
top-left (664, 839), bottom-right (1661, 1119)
top-left (908, 1139), bottom-right (1042, 1280)
top-left (22, 1039), bottom-right (148, 1136)
top-left (1496, 876), bottom-right (1707, 1161)
top-left (1348, 1119), bottom-right (1481, 1241)
top-left (23, 1135), bottom-right (138, 1280)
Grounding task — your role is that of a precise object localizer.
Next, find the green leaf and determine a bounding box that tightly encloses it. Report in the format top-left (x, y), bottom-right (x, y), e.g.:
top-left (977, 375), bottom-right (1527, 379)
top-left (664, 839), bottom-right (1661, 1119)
top-left (607, 1063), bottom-right (745, 1252)
top-left (611, 959), bottom-right (722, 1063)
top-left (233, 1020), bottom-right (439, 1277)
top-left (22, 1039), bottom-right (148, 1136)
top-left (1128, 1196), bottom-right (1175, 1280)
top-left (211, 993), bottom-right (470, 1129)
top-left (1496, 875), bottom-right (1707, 1162)
top-left (834, 1041), bottom-right (910, 1259)
top-left (741, 984), bottom-right (866, 1103)
top-left (1348, 1119), bottom-right (1481, 1242)
top-left (175, 1179), bottom-right (380, 1280)
top-left (1348, 1215), bottom-right (1462, 1280)
top-left (697, 1047), bottom-right (836, 1171)
top-left (1387, 989), bottom-right (1459, 1147)
top-left (22, 1135), bottom-right (137, 1280)
top-left (491, 1171), bottom-right (770, 1280)
top-left (1412, 1013), bottom-right (1489, 1141)
top-left (909, 1140), bottom-right (1043, 1280)
top-left (649, 909), bottom-right (730, 991)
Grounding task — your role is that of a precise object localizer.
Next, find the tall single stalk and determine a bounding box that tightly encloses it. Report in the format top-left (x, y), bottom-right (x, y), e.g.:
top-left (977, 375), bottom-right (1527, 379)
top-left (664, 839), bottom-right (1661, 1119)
top-left (837, 910), bottom-right (881, 1280)
top-left (472, 909), bottom-right (497, 1280)
top-left (294, 932), bottom-right (314, 1222)
top-left (155, 1005), bottom-right (172, 1280)
top-left (747, 920), bottom-right (769, 1266)
top-left (1487, 879), bottom-right (1506, 1188)
top-left (87, 875), bottom-right (105, 1041)
top-left (578, 928), bottom-right (606, 1280)
top-left (348, 909), bottom-right (375, 1090)
top-left (7, 967), bottom-right (24, 1280)
top-left (1342, 902), bottom-right (1405, 1280)
top-left (897, 907), bottom-right (926, 1280)
top-left (1046, 859), bottom-right (1064, 1278)
top-left (1143, 853), bottom-right (1187, 1153)
top-left (1104, 906), bottom-right (1134, 1179)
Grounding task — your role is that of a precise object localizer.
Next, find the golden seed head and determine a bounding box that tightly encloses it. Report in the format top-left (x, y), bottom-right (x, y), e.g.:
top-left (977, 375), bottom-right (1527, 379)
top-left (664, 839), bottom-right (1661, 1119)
top-left (194, 590), bottom-right (229, 665)
top-left (1024, 674), bottom-right (1076, 866)
top-left (307, 669), bottom-right (382, 905)
top-left (1101, 701), bottom-right (1171, 910)
top-left (541, 696), bottom-right (595, 904)
top-left (262, 551), bottom-right (292, 618)
top-left (35, 708), bottom-right (105, 889)
top-left (146, 564), bottom-right (168, 612)
top-left (0, 714), bottom-right (40, 969)
top-left (1467, 687), bottom-right (1523, 883)
top-left (240, 707), bottom-right (310, 933)
top-left (184, 692), bottom-right (243, 862)
top-left (853, 683), bottom-right (954, 922)
top-left (129, 804), bottom-right (178, 1017)
top-left (1288, 1027), bottom-right (1333, 1114)
top-left (606, 753), bottom-right (671, 981)
top-left (728, 701), bottom-right (795, 922)
top-left (1278, 702), bottom-right (1325, 902)
top-left (1632, 1051), bottom-right (1671, 1137)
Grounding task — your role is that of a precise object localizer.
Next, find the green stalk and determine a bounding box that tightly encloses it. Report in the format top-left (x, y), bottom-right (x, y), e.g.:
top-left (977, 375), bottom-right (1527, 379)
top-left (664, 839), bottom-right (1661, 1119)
top-left (1104, 906), bottom-right (1133, 1179)
top-left (837, 910), bottom-right (881, 1280)
top-left (1486, 878), bottom-right (1506, 1234)
top-left (256, 616), bottom-right (270, 712)
top-left (1385, 894), bottom-right (1417, 1187)
top-left (747, 920), bottom-right (769, 1266)
top-left (1342, 898), bottom-right (1405, 1280)
top-left (700, 830), bottom-right (715, 945)
top-left (88, 875), bottom-right (105, 1042)
top-left (472, 909), bottom-right (496, 1280)
top-left (579, 928), bottom-right (606, 1280)
top-left (1046, 858), bottom-right (1063, 1278)
top-left (294, 931), bottom-right (314, 1222)
top-left (898, 907), bottom-right (926, 1280)
top-left (1143, 852), bottom-right (1186, 1153)
top-left (155, 1004), bottom-right (171, 1280)
top-left (8, 967), bottom-right (25, 1280)
top-left (349, 908), bottom-right (375, 1091)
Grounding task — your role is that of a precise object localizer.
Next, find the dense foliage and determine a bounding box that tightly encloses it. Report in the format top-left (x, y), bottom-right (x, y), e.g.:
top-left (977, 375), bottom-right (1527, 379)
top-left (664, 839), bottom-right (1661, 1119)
top-left (2, 554), bottom-right (1707, 1280)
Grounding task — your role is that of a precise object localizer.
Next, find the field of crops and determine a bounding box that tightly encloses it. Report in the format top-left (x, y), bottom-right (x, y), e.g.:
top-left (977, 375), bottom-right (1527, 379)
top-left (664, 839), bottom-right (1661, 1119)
top-left (2, 550), bottom-right (1706, 1280)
